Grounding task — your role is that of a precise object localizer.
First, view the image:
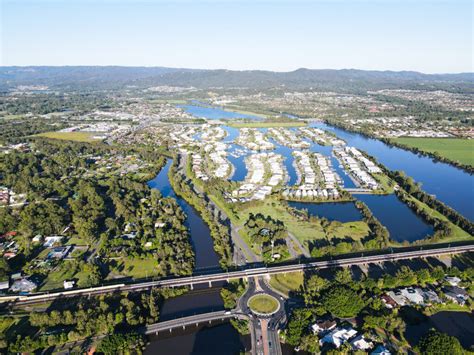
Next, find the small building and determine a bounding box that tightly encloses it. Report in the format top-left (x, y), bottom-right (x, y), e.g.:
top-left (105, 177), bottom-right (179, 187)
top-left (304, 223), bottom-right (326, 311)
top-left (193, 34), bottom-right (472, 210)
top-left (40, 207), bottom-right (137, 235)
top-left (10, 278), bottom-right (37, 293)
top-left (63, 280), bottom-right (75, 290)
top-left (32, 235), bottom-right (43, 243)
top-left (350, 335), bottom-right (373, 351)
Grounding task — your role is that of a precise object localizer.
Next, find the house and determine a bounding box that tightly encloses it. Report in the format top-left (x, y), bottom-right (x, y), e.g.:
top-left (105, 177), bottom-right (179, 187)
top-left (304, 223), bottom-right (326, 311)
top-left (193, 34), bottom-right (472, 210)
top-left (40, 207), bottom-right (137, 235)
top-left (401, 287), bottom-right (424, 305)
top-left (371, 345), bottom-right (391, 355)
top-left (320, 327), bottom-right (358, 348)
top-left (311, 319), bottom-right (337, 334)
top-left (44, 236), bottom-right (64, 248)
top-left (420, 288), bottom-right (442, 305)
top-left (350, 335), bottom-right (373, 351)
top-left (445, 276), bottom-right (461, 287)
top-left (47, 246), bottom-right (71, 260)
top-left (443, 286), bottom-right (469, 305)
top-left (10, 278), bottom-right (37, 293)
top-left (381, 294), bottom-right (398, 309)
top-left (32, 235), bottom-right (43, 243)
top-left (0, 279), bottom-right (9, 291)
top-left (387, 290), bottom-right (406, 306)
top-left (63, 280), bottom-right (75, 289)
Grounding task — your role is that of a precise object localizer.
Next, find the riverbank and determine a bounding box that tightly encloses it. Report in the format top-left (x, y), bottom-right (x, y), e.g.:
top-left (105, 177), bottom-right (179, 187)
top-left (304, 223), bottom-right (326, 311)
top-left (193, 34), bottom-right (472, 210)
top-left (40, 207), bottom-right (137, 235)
top-left (324, 118), bottom-right (474, 174)
top-left (388, 137), bottom-right (474, 173)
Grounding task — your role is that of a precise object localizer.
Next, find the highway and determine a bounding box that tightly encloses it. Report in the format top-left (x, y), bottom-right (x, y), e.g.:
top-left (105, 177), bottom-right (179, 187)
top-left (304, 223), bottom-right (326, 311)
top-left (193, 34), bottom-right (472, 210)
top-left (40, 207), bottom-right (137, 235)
top-left (1, 244), bottom-right (472, 305)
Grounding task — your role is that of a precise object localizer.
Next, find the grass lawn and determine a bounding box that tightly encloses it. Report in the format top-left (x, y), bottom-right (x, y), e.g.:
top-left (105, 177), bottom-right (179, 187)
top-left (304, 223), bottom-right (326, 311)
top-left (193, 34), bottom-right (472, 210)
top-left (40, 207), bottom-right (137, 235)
top-left (40, 261), bottom-right (88, 291)
top-left (248, 294), bottom-right (279, 314)
top-left (269, 272), bottom-right (304, 297)
top-left (111, 258), bottom-right (160, 279)
top-left (228, 121), bottom-right (307, 128)
top-left (35, 131), bottom-right (103, 143)
top-left (234, 197), bottom-right (370, 250)
top-left (394, 138), bottom-right (474, 167)
top-left (372, 173), bottom-right (395, 194)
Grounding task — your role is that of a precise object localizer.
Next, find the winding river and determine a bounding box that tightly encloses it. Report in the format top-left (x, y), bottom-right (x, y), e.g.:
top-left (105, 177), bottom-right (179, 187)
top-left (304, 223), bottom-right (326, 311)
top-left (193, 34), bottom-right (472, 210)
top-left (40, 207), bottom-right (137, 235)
top-left (147, 160), bottom-right (247, 353)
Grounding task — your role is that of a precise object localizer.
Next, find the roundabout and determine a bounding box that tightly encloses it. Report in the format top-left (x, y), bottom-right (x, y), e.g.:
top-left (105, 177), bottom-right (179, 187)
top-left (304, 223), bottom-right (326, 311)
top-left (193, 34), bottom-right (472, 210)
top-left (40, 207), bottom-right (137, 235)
top-left (247, 293), bottom-right (280, 316)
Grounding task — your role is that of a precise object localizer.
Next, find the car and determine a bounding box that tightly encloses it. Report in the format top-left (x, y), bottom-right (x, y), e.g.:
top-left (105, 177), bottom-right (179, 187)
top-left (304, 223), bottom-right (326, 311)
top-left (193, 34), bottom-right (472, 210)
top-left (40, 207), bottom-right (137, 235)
top-left (224, 311), bottom-right (231, 315)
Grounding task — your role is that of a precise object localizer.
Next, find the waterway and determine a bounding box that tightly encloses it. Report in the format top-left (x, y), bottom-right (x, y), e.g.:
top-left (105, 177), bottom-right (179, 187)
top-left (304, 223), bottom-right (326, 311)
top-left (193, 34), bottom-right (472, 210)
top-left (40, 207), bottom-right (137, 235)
top-left (146, 322), bottom-right (251, 355)
top-left (310, 122), bottom-right (474, 221)
top-left (148, 159), bottom-right (220, 269)
top-left (402, 309), bottom-right (474, 349)
top-left (147, 160), bottom-right (238, 351)
top-left (288, 201), bottom-right (363, 223)
top-left (356, 194), bottom-right (434, 242)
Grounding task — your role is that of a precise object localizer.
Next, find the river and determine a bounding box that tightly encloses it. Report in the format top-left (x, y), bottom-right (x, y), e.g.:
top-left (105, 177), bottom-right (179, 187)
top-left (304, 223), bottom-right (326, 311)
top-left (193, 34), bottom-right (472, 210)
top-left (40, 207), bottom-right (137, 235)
top-left (147, 159), bottom-right (246, 353)
top-left (310, 122), bottom-right (474, 221)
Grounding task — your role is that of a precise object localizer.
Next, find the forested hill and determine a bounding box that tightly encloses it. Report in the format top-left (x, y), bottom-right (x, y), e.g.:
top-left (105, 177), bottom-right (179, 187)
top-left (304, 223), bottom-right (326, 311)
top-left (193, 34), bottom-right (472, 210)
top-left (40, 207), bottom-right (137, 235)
top-left (1, 66), bottom-right (472, 92)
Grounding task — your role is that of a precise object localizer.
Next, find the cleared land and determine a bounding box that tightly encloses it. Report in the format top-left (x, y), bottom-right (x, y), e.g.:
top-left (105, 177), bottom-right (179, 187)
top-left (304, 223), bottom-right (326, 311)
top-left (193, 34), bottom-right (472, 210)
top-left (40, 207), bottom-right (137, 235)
top-left (248, 294), bottom-right (279, 314)
top-left (36, 131), bottom-right (103, 143)
top-left (228, 121), bottom-right (307, 128)
top-left (394, 138), bottom-right (474, 167)
top-left (269, 272), bottom-right (304, 297)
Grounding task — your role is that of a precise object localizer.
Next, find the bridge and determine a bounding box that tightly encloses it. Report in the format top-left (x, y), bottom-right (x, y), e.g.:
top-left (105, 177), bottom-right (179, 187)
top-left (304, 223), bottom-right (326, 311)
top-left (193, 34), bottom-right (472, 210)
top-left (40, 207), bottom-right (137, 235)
top-left (1, 244), bottom-right (472, 305)
top-left (143, 310), bottom-right (249, 334)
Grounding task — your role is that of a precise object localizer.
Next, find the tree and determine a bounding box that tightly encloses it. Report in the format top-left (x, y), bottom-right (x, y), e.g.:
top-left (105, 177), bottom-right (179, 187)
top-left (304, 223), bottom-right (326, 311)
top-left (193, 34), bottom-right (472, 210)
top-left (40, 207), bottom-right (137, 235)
top-left (304, 274), bottom-right (329, 305)
top-left (299, 333), bottom-right (320, 353)
top-left (320, 286), bottom-right (365, 318)
top-left (285, 308), bottom-right (312, 346)
top-left (417, 330), bottom-right (464, 355)
top-left (334, 268), bottom-right (352, 285)
top-left (96, 332), bottom-right (146, 355)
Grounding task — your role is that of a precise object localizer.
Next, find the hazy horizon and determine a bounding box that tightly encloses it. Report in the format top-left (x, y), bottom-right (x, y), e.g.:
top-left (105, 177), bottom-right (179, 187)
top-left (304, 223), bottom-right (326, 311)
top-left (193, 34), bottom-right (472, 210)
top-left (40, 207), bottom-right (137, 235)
top-left (2, 0), bottom-right (472, 74)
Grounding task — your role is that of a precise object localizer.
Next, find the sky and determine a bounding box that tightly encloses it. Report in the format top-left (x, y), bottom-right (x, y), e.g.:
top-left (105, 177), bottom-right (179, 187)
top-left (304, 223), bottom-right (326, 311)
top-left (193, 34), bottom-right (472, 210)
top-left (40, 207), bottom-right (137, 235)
top-left (1, 0), bottom-right (472, 73)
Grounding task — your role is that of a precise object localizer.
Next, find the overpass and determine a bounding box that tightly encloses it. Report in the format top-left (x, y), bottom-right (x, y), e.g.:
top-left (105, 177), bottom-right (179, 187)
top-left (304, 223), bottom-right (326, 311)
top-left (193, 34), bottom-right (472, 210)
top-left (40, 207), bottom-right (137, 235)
top-left (1, 244), bottom-right (473, 305)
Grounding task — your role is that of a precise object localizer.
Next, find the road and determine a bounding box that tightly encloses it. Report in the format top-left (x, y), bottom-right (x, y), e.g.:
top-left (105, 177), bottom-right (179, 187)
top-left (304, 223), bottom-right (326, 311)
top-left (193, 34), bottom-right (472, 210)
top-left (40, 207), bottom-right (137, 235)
top-left (2, 244), bottom-right (472, 304)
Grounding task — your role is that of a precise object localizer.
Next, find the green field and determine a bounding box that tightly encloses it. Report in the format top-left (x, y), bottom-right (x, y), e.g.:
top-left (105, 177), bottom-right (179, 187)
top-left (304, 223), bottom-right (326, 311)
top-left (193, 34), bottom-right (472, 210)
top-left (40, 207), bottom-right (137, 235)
top-left (234, 197), bottom-right (370, 251)
top-left (228, 121), bottom-right (307, 128)
top-left (269, 272), bottom-right (304, 297)
top-left (36, 131), bottom-right (103, 143)
top-left (248, 294), bottom-right (279, 314)
top-left (394, 138), bottom-right (474, 167)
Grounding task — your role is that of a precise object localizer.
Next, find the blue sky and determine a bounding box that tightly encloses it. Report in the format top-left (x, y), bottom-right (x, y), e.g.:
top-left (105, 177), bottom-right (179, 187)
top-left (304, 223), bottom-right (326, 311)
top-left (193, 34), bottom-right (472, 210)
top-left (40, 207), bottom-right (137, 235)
top-left (1, 0), bottom-right (472, 73)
